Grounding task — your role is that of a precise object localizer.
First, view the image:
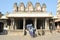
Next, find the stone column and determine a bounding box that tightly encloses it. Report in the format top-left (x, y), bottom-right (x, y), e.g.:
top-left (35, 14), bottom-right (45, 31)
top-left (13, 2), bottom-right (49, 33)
top-left (13, 19), bottom-right (16, 30)
top-left (15, 21), bottom-right (17, 30)
top-left (10, 19), bottom-right (13, 30)
top-left (45, 18), bottom-right (49, 30)
top-left (3, 20), bottom-right (7, 30)
top-left (43, 19), bottom-right (45, 30)
top-left (34, 18), bottom-right (37, 34)
top-left (23, 18), bottom-right (25, 35)
top-left (10, 18), bottom-right (15, 30)
top-left (57, 23), bottom-right (60, 29)
top-left (4, 20), bottom-right (7, 28)
top-left (34, 18), bottom-right (37, 29)
top-left (52, 19), bottom-right (55, 30)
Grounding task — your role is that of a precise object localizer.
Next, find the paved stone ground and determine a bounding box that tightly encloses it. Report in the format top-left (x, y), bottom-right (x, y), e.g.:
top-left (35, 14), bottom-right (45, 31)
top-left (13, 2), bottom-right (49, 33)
top-left (0, 31), bottom-right (60, 40)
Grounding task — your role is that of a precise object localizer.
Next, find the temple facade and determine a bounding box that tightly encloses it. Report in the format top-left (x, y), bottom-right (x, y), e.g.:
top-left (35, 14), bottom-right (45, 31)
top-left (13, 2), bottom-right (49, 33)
top-left (54, 0), bottom-right (60, 31)
top-left (0, 2), bottom-right (55, 34)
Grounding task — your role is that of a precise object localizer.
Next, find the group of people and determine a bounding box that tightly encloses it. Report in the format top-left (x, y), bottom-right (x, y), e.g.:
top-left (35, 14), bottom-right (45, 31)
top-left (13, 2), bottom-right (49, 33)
top-left (24, 24), bottom-right (36, 37)
top-left (24, 24), bottom-right (45, 37)
top-left (27, 24), bottom-right (36, 37)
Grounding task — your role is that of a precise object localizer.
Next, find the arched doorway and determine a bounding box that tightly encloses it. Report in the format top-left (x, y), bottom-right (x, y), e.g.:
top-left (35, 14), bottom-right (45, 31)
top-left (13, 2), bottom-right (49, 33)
top-left (0, 22), bottom-right (4, 32)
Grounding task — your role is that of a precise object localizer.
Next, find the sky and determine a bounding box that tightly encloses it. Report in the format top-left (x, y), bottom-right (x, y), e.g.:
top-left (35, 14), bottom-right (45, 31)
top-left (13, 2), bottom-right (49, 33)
top-left (0, 0), bottom-right (57, 16)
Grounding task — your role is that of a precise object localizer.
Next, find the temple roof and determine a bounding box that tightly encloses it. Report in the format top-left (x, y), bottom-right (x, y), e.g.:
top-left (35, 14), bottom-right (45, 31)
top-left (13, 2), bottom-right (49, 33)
top-left (7, 12), bottom-right (53, 18)
top-left (54, 16), bottom-right (60, 22)
top-left (35, 2), bottom-right (41, 7)
top-left (53, 14), bottom-right (60, 19)
top-left (0, 15), bottom-right (8, 19)
top-left (19, 2), bottom-right (25, 7)
top-left (13, 2), bottom-right (17, 7)
top-left (42, 3), bottom-right (46, 8)
top-left (55, 19), bottom-right (60, 22)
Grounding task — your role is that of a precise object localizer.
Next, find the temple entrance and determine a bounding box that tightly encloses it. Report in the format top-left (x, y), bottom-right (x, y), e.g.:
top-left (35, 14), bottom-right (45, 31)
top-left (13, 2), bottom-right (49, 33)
top-left (55, 22), bottom-right (60, 30)
top-left (37, 18), bottom-right (45, 29)
top-left (16, 19), bottom-right (23, 29)
top-left (55, 22), bottom-right (57, 29)
top-left (0, 22), bottom-right (4, 32)
top-left (26, 18), bottom-right (34, 29)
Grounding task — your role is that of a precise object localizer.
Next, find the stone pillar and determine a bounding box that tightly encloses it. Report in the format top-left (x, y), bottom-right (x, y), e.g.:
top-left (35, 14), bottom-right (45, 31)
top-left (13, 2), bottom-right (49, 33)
top-left (15, 21), bottom-right (17, 30)
top-left (34, 18), bottom-right (37, 34)
top-left (10, 19), bottom-right (15, 30)
top-left (23, 18), bottom-right (25, 34)
top-left (13, 19), bottom-right (16, 30)
top-left (57, 23), bottom-right (60, 29)
top-left (4, 20), bottom-right (7, 30)
top-left (10, 19), bottom-right (13, 30)
top-left (4, 21), bottom-right (7, 28)
top-left (43, 19), bottom-right (45, 29)
top-left (34, 18), bottom-right (37, 29)
top-left (45, 18), bottom-right (49, 30)
top-left (52, 19), bottom-right (55, 30)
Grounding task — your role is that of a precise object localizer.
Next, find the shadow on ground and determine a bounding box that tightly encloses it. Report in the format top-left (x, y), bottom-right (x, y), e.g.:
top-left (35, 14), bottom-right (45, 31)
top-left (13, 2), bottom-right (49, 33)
top-left (0, 30), bottom-right (8, 35)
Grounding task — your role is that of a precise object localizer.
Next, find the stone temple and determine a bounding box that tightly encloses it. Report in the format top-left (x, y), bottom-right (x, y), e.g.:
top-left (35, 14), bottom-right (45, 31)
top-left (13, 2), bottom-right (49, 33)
top-left (0, 1), bottom-right (59, 35)
top-left (54, 0), bottom-right (60, 31)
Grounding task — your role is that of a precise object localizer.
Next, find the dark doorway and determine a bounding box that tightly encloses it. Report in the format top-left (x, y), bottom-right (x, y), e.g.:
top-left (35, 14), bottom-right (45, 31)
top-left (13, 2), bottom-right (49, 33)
top-left (37, 18), bottom-right (45, 29)
top-left (0, 22), bottom-right (4, 32)
top-left (16, 19), bottom-right (23, 29)
top-left (26, 18), bottom-right (34, 29)
top-left (55, 22), bottom-right (60, 30)
top-left (55, 22), bottom-right (57, 29)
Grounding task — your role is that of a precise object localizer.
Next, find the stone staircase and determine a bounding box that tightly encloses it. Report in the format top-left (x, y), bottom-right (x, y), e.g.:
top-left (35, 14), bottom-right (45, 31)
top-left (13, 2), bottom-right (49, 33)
top-left (6, 29), bottom-right (59, 36)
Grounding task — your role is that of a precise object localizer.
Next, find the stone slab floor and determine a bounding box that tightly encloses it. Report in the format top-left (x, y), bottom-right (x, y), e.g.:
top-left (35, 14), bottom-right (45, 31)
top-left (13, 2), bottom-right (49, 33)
top-left (0, 32), bottom-right (60, 40)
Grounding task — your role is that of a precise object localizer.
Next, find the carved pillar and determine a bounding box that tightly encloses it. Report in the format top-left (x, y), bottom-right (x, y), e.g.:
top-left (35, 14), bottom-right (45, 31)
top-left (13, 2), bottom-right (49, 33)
top-left (42, 19), bottom-right (45, 30)
top-left (52, 19), bottom-right (55, 30)
top-left (34, 18), bottom-right (37, 29)
top-left (45, 18), bottom-right (49, 30)
top-left (34, 18), bottom-right (37, 34)
top-left (15, 21), bottom-right (17, 30)
top-left (10, 18), bottom-right (15, 30)
top-left (57, 23), bottom-right (60, 29)
top-left (4, 20), bottom-right (7, 28)
top-left (23, 18), bottom-right (25, 34)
